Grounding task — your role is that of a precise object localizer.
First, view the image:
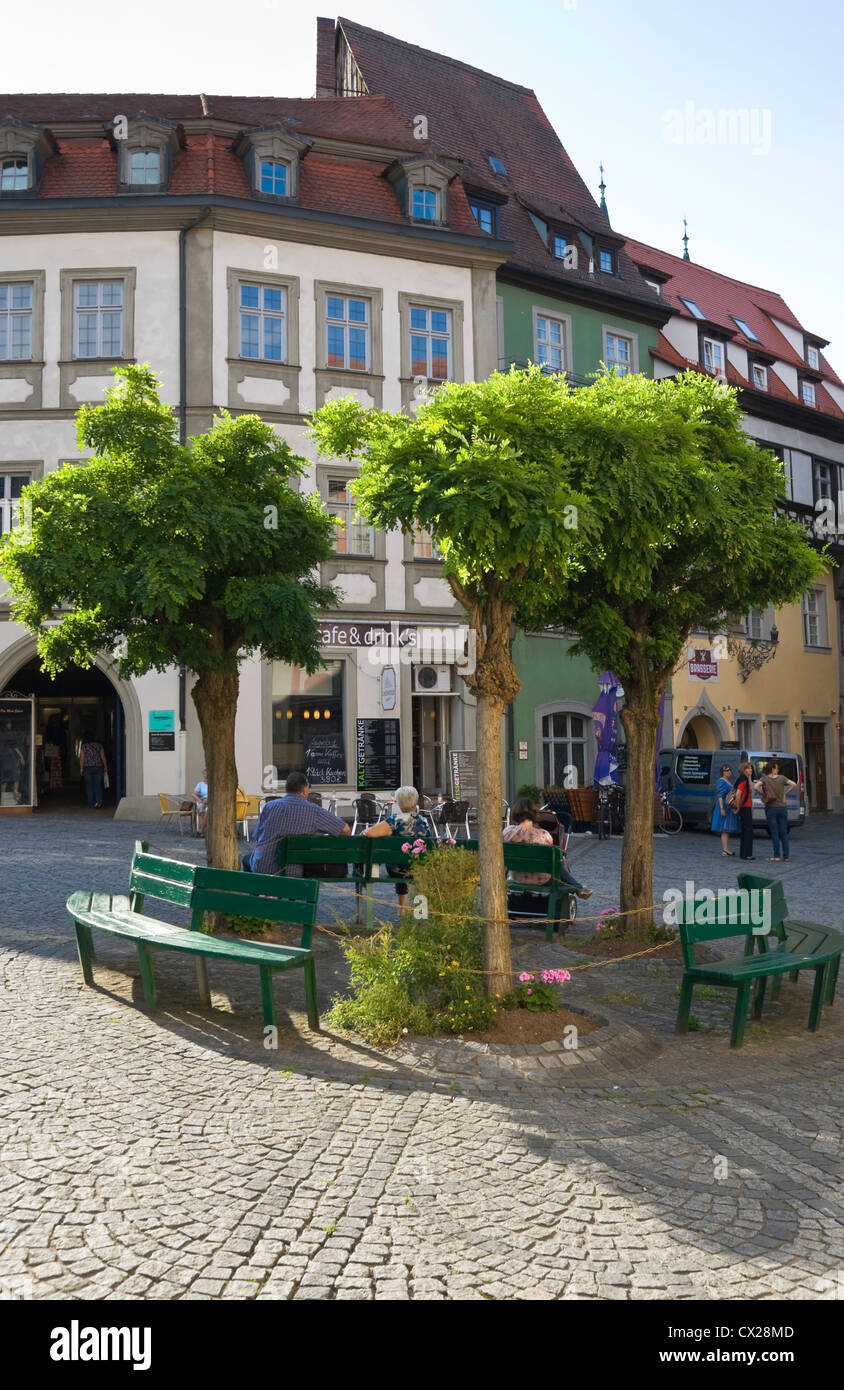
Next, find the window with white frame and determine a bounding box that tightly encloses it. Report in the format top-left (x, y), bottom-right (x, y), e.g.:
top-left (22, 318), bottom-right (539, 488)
top-left (0, 281), bottom-right (33, 360)
top-left (238, 282), bottom-right (287, 362)
top-left (0, 471), bottom-right (30, 534)
top-left (745, 610), bottom-right (763, 640)
top-left (644, 278), bottom-right (662, 295)
top-left (127, 150), bottom-right (161, 186)
top-left (736, 716), bottom-right (759, 750)
top-left (802, 587), bottom-right (828, 648)
top-left (1, 157), bottom-right (28, 191)
top-left (813, 459), bottom-right (836, 502)
top-left (326, 294), bottom-right (369, 372)
top-left (542, 710), bottom-right (588, 788)
top-left (766, 718), bottom-right (786, 752)
top-left (535, 313), bottom-right (567, 372)
top-left (260, 159), bottom-right (289, 196)
top-left (806, 344), bottom-right (820, 370)
top-left (412, 526), bottom-right (442, 560)
top-left (327, 479), bottom-right (373, 556)
top-left (703, 337), bottom-right (725, 373)
top-left (411, 187), bottom-right (439, 221)
top-left (752, 362), bottom-right (768, 390)
top-left (73, 280), bottom-right (123, 358)
top-left (605, 331), bottom-right (632, 375)
top-left (801, 380), bottom-right (817, 407)
top-left (409, 306), bottom-right (451, 380)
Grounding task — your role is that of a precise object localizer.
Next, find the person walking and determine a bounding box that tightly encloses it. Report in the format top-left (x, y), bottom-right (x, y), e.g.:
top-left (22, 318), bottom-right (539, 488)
top-left (79, 728), bottom-right (108, 809)
top-left (734, 759), bottom-right (755, 861)
top-left (711, 764), bottom-right (740, 855)
top-left (755, 760), bottom-right (796, 862)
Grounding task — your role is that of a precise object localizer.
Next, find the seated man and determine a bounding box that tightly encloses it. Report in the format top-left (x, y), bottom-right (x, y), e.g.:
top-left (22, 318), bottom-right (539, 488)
top-left (503, 796), bottom-right (592, 899)
top-left (242, 770), bottom-right (349, 875)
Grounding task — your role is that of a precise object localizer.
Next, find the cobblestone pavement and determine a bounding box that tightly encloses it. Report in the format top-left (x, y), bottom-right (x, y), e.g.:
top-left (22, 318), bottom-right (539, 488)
top-left (1, 811), bottom-right (842, 1300)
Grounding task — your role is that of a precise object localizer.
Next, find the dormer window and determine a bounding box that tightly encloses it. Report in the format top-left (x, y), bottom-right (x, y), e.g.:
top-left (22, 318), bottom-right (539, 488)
top-left (260, 159), bottom-right (289, 196)
top-left (469, 199), bottom-right (496, 234)
top-left (553, 235), bottom-right (570, 260)
top-left (115, 117), bottom-right (180, 193)
top-left (411, 186), bottom-right (439, 221)
top-left (806, 344), bottom-right (820, 370)
top-left (1, 158), bottom-right (28, 191)
top-left (598, 248), bottom-right (615, 273)
top-left (234, 123), bottom-right (311, 203)
top-left (801, 380), bottom-right (817, 407)
top-left (703, 337), bottom-right (725, 373)
top-left (385, 156), bottom-right (456, 228)
top-left (751, 363), bottom-right (768, 391)
top-left (644, 278), bottom-right (662, 295)
top-left (127, 149), bottom-right (161, 186)
top-left (0, 119), bottom-right (55, 195)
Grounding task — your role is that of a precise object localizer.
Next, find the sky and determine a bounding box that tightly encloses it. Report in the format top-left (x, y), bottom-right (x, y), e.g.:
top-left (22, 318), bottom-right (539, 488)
top-left (5, 0), bottom-right (842, 372)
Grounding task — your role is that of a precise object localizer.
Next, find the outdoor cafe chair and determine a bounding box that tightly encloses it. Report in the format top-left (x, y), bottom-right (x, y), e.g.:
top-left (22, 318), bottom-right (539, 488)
top-left (158, 792), bottom-right (194, 837)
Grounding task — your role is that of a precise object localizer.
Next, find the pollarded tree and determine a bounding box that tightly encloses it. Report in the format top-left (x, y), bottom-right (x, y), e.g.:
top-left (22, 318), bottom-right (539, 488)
top-left (312, 369), bottom-right (597, 995)
top-left (0, 365), bottom-right (338, 871)
top-left (521, 370), bottom-right (827, 931)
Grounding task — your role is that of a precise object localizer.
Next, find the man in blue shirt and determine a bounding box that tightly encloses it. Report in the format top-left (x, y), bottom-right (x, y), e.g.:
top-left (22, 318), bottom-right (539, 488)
top-left (243, 770), bottom-right (349, 875)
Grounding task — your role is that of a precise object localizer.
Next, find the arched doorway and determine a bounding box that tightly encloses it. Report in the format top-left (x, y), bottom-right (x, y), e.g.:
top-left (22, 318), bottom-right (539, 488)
top-left (6, 656), bottom-right (124, 812)
top-left (679, 714), bottom-right (721, 750)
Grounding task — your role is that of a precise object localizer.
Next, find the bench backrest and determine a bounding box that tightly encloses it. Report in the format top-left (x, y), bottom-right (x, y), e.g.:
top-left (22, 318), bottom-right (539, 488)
top-left (736, 873), bottom-right (788, 932)
top-left (277, 835), bottom-right (370, 871)
top-left (675, 886), bottom-right (776, 968)
top-left (130, 841), bottom-right (319, 946)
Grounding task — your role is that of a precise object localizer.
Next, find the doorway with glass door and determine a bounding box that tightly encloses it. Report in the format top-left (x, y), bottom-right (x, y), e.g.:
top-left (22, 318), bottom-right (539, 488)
top-left (412, 695), bottom-right (450, 797)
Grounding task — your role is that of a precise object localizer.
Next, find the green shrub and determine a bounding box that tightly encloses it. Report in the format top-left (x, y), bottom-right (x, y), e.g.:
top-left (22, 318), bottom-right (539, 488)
top-left (326, 846), bottom-right (496, 1043)
top-left (517, 783), bottom-right (543, 804)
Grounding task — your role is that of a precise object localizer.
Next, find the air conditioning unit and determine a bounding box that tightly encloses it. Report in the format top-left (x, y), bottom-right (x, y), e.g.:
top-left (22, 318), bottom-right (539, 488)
top-left (413, 664), bottom-right (452, 693)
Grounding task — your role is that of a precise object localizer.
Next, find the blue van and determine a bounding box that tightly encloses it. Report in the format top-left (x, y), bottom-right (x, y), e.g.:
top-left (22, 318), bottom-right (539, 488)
top-left (660, 748), bottom-right (806, 832)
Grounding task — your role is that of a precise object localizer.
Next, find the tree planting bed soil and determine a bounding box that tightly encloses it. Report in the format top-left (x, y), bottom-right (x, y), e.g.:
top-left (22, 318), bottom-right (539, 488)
top-left (472, 1005), bottom-right (599, 1045)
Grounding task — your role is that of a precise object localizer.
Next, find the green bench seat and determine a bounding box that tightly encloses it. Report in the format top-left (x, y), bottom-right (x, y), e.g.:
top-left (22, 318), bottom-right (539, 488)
top-left (676, 884), bottom-right (843, 1048)
top-left (277, 834), bottom-right (576, 939)
top-left (737, 873), bottom-right (842, 1005)
top-left (67, 842), bottom-right (320, 1029)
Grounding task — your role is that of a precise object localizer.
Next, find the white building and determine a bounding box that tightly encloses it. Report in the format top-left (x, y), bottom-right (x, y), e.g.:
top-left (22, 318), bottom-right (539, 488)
top-left (0, 95), bottom-right (503, 816)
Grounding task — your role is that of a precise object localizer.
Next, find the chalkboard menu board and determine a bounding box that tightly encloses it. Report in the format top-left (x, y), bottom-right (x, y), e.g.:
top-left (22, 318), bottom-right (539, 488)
top-left (356, 718), bottom-right (400, 790)
top-left (305, 732), bottom-right (347, 786)
top-left (449, 749), bottom-right (478, 802)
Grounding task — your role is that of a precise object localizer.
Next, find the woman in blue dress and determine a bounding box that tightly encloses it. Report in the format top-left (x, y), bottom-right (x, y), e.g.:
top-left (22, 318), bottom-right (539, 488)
top-left (711, 764), bottom-right (740, 855)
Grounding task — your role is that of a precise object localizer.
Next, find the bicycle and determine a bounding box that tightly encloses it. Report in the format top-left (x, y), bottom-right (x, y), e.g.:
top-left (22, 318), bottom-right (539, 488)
top-left (654, 788), bottom-right (683, 835)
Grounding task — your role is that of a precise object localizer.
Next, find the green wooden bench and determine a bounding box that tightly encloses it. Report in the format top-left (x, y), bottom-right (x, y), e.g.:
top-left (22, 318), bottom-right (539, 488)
top-left (675, 886), bottom-right (843, 1048)
top-left (67, 841), bottom-right (321, 1030)
top-left (276, 834), bottom-right (576, 939)
top-left (737, 873), bottom-right (843, 1006)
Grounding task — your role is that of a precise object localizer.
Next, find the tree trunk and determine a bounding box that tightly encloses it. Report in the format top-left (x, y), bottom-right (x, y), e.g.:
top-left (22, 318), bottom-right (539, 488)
top-left (191, 666), bottom-right (240, 873)
top-left (619, 679), bottom-right (662, 935)
top-left (476, 692), bottom-right (512, 997)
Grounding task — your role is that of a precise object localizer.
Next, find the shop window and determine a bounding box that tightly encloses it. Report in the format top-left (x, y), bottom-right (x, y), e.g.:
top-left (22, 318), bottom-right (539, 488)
top-left (271, 660), bottom-right (346, 785)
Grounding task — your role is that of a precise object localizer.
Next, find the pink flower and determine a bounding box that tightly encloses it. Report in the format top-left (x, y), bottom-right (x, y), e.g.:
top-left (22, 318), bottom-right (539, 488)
top-left (540, 969), bottom-right (571, 985)
top-left (526, 989), bottom-right (532, 995)
top-left (401, 842), bottom-right (411, 852)
top-left (519, 972), bottom-right (535, 983)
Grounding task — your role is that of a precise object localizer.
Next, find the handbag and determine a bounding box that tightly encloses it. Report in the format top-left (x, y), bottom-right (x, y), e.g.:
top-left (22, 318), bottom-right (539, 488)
top-left (103, 772), bottom-right (110, 790)
top-left (725, 787), bottom-right (739, 811)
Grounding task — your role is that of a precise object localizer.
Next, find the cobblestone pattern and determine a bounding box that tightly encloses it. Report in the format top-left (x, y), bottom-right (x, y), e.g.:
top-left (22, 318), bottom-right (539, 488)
top-left (1, 812), bottom-right (842, 1300)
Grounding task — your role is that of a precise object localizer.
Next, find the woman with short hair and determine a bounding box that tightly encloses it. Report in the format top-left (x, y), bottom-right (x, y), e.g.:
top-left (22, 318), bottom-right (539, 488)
top-left (365, 785), bottom-right (431, 912)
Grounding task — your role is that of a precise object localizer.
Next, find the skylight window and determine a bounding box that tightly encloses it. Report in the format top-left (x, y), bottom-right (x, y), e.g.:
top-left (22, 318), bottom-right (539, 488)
top-left (488, 155), bottom-right (507, 176)
top-left (731, 316), bottom-right (759, 342)
top-left (679, 296), bottom-right (705, 320)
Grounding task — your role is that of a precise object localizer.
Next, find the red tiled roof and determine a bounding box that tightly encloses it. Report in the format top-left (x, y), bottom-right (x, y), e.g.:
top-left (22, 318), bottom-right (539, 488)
top-left (335, 17), bottom-right (661, 310)
top-left (650, 331), bottom-right (844, 422)
top-left (625, 236), bottom-right (842, 392)
top-left (0, 92), bottom-right (487, 237)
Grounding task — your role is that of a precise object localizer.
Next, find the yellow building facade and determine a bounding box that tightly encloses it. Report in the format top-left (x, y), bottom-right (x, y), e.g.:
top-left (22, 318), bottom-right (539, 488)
top-left (669, 571), bottom-right (841, 811)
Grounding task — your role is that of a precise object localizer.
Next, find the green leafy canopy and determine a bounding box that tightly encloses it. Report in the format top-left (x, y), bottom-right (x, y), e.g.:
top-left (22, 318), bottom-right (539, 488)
top-left (311, 367), bottom-right (599, 620)
top-left (0, 364), bottom-right (339, 678)
top-left (515, 370), bottom-right (828, 682)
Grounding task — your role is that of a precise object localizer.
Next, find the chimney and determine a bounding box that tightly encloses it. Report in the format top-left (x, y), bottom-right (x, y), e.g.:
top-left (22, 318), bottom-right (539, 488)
top-left (316, 18), bottom-right (336, 97)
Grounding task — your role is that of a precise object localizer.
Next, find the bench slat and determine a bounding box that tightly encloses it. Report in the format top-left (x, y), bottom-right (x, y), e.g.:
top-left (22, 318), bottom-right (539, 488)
top-left (132, 852), bottom-right (197, 884)
top-left (194, 864), bottom-right (319, 899)
top-left (190, 887), bottom-right (316, 925)
top-left (68, 902), bottom-right (311, 967)
top-left (128, 871), bottom-right (196, 907)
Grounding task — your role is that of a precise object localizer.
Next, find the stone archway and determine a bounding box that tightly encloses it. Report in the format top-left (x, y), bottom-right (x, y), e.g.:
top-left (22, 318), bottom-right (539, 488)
top-left (0, 631), bottom-right (143, 805)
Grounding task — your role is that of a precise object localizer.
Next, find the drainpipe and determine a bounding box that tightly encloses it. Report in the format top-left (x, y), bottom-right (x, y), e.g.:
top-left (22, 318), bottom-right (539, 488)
top-left (506, 633), bottom-right (516, 804)
top-left (178, 207), bottom-right (212, 444)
